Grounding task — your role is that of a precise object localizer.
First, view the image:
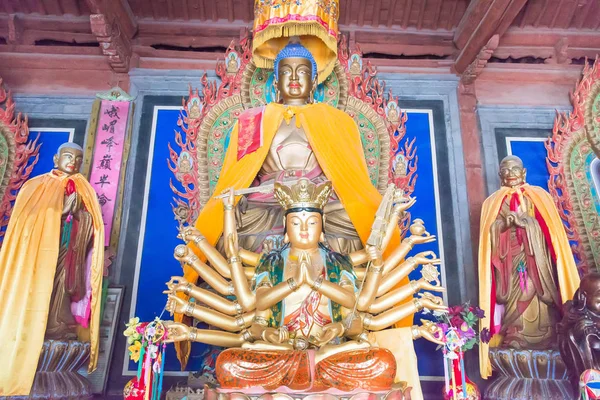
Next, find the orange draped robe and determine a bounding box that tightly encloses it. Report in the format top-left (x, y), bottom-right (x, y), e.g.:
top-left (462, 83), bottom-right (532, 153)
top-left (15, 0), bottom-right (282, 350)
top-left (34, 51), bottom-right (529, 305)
top-left (0, 171), bottom-right (104, 396)
top-left (177, 102), bottom-right (408, 364)
top-left (478, 184), bottom-right (580, 379)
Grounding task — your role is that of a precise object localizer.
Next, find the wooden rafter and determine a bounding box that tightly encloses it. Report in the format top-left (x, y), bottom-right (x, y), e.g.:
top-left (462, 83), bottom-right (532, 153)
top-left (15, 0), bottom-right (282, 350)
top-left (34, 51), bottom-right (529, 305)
top-left (227, 0), bottom-right (234, 22)
top-left (402, 0), bottom-right (413, 28)
top-left (453, 0), bottom-right (528, 74)
top-left (447, 0), bottom-right (459, 29)
top-left (372, 0), bottom-right (382, 26)
top-left (357, 0), bottom-right (367, 26)
top-left (387, 0), bottom-right (398, 27)
top-left (416, 0), bottom-right (426, 29)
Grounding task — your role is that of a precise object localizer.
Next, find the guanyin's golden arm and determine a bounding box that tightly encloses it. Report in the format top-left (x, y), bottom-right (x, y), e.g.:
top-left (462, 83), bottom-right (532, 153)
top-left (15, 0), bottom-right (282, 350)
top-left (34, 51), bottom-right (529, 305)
top-left (174, 245), bottom-right (233, 296)
top-left (355, 246), bottom-right (384, 311)
top-left (313, 279), bottom-right (356, 309)
top-left (165, 322), bottom-right (251, 347)
top-left (254, 280), bottom-right (299, 311)
top-left (241, 249), bottom-right (261, 267)
top-left (348, 196), bottom-right (417, 266)
top-left (223, 188), bottom-right (262, 268)
top-left (224, 234), bottom-right (257, 311)
top-left (362, 294), bottom-right (445, 331)
top-left (376, 251), bottom-right (440, 296)
top-left (166, 294), bottom-right (255, 332)
top-left (382, 220), bottom-right (436, 274)
top-left (368, 278), bottom-right (445, 314)
top-left (165, 276), bottom-right (243, 315)
top-left (179, 226), bottom-right (232, 279)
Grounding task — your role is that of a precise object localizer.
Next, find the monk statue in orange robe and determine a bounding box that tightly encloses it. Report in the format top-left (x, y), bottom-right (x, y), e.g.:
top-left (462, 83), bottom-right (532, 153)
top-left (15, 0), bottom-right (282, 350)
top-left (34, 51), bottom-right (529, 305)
top-left (478, 155), bottom-right (580, 379)
top-left (164, 178), bottom-right (446, 393)
top-left (0, 142), bottom-right (104, 396)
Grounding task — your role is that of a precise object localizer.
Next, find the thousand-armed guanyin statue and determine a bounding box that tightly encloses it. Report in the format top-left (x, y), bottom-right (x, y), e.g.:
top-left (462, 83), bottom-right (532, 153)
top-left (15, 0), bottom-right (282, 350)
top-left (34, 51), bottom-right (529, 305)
top-left (164, 178), bottom-right (445, 393)
top-left (165, 1), bottom-right (440, 397)
top-left (0, 142), bottom-right (104, 396)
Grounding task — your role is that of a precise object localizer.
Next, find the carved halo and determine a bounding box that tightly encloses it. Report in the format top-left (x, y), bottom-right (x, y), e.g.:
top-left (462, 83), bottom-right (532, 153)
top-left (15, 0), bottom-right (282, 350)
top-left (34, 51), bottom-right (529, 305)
top-left (546, 57), bottom-right (600, 272)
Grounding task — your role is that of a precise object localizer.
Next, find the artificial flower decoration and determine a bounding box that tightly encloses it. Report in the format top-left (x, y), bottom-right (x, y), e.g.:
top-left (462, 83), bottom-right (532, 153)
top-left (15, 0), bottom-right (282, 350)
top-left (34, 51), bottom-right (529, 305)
top-left (128, 341), bottom-right (142, 362)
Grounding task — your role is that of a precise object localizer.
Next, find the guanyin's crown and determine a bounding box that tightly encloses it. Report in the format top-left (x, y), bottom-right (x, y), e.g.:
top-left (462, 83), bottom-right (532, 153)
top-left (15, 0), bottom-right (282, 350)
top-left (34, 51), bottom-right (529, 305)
top-left (274, 178), bottom-right (331, 211)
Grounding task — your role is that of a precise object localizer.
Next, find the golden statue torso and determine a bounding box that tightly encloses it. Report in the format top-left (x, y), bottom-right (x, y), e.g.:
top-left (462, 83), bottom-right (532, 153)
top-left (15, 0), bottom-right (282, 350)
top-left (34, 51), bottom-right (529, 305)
top-left (259, 117), bottom-right (318, 176)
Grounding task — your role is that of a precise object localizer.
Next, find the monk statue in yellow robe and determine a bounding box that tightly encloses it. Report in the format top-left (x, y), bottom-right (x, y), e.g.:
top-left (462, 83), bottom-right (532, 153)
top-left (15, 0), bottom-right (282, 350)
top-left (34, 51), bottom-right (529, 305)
top-left (164, 178), bottom-right (446, 393)
top-left (478, 155), bottom-right (580, 379)
top-left (0, 142), bottom-right (104, 396)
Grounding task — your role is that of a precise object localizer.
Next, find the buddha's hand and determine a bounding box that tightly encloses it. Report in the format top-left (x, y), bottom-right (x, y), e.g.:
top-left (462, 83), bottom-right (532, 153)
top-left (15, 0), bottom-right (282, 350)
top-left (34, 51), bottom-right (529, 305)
top-left (164, 293), bottom-right (188, 315)
top-left (63, 192), bottom-right (80, 215)
top-left (177, 226), bottom-right (205, 245)
top-left (262, 327), bottom-right (289, 344)
top-left (164, 321), bottom-right (191, 343)
top-left (412, 320), bottom-right (445, 345)
top-left (314, 322), bottom-right (345, 346)
top-left (416, 293), bottom-right (447, 312)
top-left (292, 252), bottom-right (311, 287)
top-left (222, 187), bottom-right (236, 211)
top-left (393, 192), bottom-right (416, 216)
top-left (415, 278), bottom-right (445, 293)
top-left (365, 245), bottom-right (383, 267)
top-left (344, 313), bottom-right (364, 337)
top-left (409, 232), bottom-right (436, 246)
top-left (412, 251), bottom-right (441, 266)
top-left (166, 276), bottom-right (191, 294)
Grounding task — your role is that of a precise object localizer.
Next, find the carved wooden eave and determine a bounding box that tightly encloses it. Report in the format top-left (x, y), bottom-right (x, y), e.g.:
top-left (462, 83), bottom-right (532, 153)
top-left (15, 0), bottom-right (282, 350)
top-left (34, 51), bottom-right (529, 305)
top-left (86, 0), bottom-right (137, 73)
top-left (453, 0), bottom-right (528, 74)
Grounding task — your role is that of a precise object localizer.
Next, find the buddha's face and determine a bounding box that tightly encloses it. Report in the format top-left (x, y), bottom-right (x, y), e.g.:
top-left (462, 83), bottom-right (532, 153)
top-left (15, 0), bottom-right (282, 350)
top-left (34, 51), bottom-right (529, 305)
top-left (54, 146), bottom-right (83, 175)
top-left (581, 275), bottom-right (600, 314)
top-left (276, 57), bottom-right (313, 105)
top-left (285, 210), bottom-right (323, 250)
top-left (499, 158), bottom-right (526, 188)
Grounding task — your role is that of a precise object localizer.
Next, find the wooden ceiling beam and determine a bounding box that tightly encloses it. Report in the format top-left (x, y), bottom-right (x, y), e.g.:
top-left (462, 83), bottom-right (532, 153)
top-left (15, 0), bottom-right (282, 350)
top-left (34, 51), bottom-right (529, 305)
top-left (0, 14), bottom-right (94, 44)
top-left (453, 0), bottom-right (528, 74)
top-left (86, 0), bottom-right (138, 72)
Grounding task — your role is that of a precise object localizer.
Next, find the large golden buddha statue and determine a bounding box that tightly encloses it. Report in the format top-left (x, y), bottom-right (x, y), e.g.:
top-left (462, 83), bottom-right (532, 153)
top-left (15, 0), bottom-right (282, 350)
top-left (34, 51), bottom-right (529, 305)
top-left (478, 155), bottom-right (580, 379)
top-left (0, 142), bottom-right (104, 395)
top-left (164, 178), bottom-right (445, 393)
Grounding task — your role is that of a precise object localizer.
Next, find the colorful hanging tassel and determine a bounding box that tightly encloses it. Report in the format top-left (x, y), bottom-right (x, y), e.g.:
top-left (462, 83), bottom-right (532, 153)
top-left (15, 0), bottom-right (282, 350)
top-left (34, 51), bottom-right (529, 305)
top-left (443, 349), bottom-right (450, 395)
top-left (459, 351), bottom-right (467, 398)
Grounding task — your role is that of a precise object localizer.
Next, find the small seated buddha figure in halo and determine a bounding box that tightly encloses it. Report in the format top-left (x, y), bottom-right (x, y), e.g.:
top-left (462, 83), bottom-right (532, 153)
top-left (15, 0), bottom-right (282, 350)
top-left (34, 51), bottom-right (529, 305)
top-left (163, 178), bottom-right (446, 393)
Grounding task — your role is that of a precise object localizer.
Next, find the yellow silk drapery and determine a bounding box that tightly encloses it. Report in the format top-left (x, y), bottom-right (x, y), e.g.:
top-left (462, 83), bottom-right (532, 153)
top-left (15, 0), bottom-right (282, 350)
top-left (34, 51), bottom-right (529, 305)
top-left (478, 184), bottom-right (580, 379)
top-left (176, 102), bottom-right (409, 367)
top-left (0, 171), bottom-right (104, 396)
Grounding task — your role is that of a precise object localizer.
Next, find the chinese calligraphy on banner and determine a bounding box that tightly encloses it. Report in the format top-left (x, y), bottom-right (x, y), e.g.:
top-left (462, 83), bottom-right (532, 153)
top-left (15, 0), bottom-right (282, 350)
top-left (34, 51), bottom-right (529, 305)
top-left (89, 100), bottom-right (130, 246)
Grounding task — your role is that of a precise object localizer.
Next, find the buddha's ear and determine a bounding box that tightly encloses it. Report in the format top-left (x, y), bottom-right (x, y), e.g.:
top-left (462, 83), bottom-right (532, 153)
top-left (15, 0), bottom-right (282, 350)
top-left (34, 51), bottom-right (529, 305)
top-left (575, 289), bottom-right (587, 311)
top-left (283, 233), bottom-right (289, 244)
top-left (53, 154), bottom-right (58, 168)
top-left (319, 232), bottom-right (325, 243)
